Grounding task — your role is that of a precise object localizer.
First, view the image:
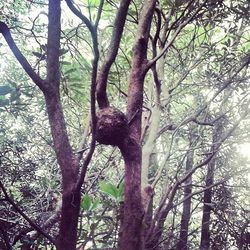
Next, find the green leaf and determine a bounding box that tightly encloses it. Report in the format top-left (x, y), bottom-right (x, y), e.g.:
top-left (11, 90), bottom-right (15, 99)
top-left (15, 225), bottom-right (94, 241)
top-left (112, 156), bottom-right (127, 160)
top-left (69, 76), bottom-right (82, 82)
top-left (85, 0), bottom-right (99, 7)
top-left (81, 57), bottom-right (91, 69)
top-left (61, 61), bottom-right (71, 65)
top-left (80, 195), bottom-right (100, 211)
top-left (80, 194), bottom-right (92, 211)
top-left (0, 85), bottom-right (13, 95)
top-left (64, 68), bottom-right (77, 75)
top-left (117, 183), bottom-right (124, 199)
top-left (100, 181), bottom-right (117, 197)
top-left (99, 181), bottom-right (124, 201)
top-left (91, 198), bottom-right (100, 210)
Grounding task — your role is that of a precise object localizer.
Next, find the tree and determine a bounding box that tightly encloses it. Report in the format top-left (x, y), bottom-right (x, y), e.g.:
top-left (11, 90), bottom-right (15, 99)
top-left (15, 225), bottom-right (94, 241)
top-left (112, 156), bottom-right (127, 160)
top-left (0, 0), bottom-right (250, 250)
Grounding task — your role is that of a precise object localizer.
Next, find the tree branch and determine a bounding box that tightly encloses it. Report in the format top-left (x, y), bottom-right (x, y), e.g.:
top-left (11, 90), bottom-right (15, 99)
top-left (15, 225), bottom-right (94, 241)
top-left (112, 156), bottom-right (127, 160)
top-left (172, 178), bottom-right (229, 209)
top-left (0, 181), bottom-right (55, 245)
top-left (94, 0), bottom-right (105, 28)
top-left (96, 0), bottom-right (132, 108)
top-left (65, 0), bottom-right (95, 35)
top-left (76, 44), bottom-right (99, 191)
top-left (0, 22), bottom-right (46, 91)
top-left (146, 1), bottom-right (208, 70)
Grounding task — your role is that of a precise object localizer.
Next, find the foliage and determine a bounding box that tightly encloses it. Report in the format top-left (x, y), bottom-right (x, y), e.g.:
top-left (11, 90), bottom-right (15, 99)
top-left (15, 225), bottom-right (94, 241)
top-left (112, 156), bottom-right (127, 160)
top-left (0, 0), bottom-right (250, 249)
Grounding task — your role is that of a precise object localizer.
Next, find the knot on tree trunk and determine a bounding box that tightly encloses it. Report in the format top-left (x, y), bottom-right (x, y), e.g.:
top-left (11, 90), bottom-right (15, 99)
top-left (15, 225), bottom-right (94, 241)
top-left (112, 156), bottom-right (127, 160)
top-left (96, 107), bottom-right (128, 146)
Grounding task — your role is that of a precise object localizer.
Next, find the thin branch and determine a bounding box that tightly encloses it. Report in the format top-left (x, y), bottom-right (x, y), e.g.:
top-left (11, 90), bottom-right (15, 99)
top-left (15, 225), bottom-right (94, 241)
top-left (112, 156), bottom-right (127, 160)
top-left (76, 111), bottom-right (91, 161)
top-left (147, 99), bottom-right (250, 241)
top-left (172, 178), bottom-right (229, 209)
top-left (65, 0), bottom-right (95, 35)
top-left (155, 101), bottom-right (250, 221)
top-left (194, 56), bottom-right (250, 119)
top-left (154, 54), bottom-right (250, 183)
top-left (94, 0), bottom-right (105, 28)
top-left (0, 22), bottom-right (46, 91)
top-left (96, 0), bottom-right (132, 108)
top-left (65, 0), bottom-right (100, 191)
top-left (76, 33), bottom-right (99, 191)
top-left (0, 181), bottom-right (55, 245)
top-left (146, 1), bottom-right (208, 71)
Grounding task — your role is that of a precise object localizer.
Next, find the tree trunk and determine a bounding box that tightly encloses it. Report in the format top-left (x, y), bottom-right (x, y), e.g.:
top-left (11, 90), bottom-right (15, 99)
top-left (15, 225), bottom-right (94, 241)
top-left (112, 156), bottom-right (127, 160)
top-left (200, 121), bottom-right (223, 250)
top-left (118, 46), bottom-right (146, 250)
top-left (118, 1), bottom-right (156, 249)
top-left (177, 147), bottom-right (194, 250)
top-left (119, 140), bottom-right (144, 250)
top-left (45, 1), bottom-right (81, 249)
top-left (199, 157), bottom-right (215, 250)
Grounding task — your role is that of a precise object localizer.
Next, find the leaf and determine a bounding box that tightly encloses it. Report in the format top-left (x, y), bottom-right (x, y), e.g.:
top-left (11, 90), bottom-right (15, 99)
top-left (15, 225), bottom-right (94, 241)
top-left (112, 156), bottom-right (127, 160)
top-left (64, 68), bottom-right (77, 75)
top-left (59, 48), bottom-right (69, 56)
top-left (80, 194), bottom-right (92, 211)
top-left (81, 57), bottom-right (91, 69)
top-left (117, 183), bottom-right (124, 199)
top-left (100, 182), bottom-right (117, 197)
top-left (69, 76), bottom-right (82, 82)
top-left (85, 0), bottom-right (99, 7)
top-left (0, 98), bottom-right (9, 107)
top-left (91, 198), bottom-right (100, 210)
top-left (99, 181), bottom-right (124, 201)
top-left (32, 52), bottom-right (45, 60)
top-left (80, 194), bottom-right (100, 211)
top-left (0, 85), bottom-right (13, 95)
top-left (61, 61), bottom-right (71, 65)
top-left (40, 44), bottom-right (47, 51)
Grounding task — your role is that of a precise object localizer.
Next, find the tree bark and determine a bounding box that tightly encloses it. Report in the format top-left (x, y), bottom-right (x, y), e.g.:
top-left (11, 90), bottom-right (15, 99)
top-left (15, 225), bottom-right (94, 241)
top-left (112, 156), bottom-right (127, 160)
top-left (0, 1), bottom-right (81, 248)
top-left (45, 1), bottom-right (81, 249)
top-left (200, 121), bottom-right (223, 250)
top-left (118, 1), bottom-right (156, 249)
top-left (177, 145), bottom-right (194, 250)
top-left (96, 0), bottom-right (131, 109)
top-left (119, 140), bottom-right (144, 250)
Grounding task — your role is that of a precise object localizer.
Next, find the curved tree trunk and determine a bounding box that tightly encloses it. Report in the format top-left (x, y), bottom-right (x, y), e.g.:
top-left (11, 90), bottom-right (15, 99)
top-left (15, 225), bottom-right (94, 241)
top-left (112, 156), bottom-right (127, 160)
top-left (118, 1), bottom-right (156, 249)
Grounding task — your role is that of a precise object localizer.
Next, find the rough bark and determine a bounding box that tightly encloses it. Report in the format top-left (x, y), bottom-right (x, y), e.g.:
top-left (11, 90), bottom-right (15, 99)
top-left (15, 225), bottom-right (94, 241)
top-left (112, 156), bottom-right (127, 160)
top-left (45, 93), bottom-right (80, 250)
top-left (44, 1), bottom-right (81, 249)
top-left (177, 146), bottom-right (194, 250)
top-left (118, 1), bottom-right (157, 249)
top-left (119, 140), bottom-right (144, 250)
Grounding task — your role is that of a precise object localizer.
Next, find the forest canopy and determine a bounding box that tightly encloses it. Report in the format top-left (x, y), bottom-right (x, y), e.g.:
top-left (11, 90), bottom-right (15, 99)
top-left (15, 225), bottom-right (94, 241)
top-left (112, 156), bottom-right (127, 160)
top-left (0, 0), bottom-right (250, 250)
